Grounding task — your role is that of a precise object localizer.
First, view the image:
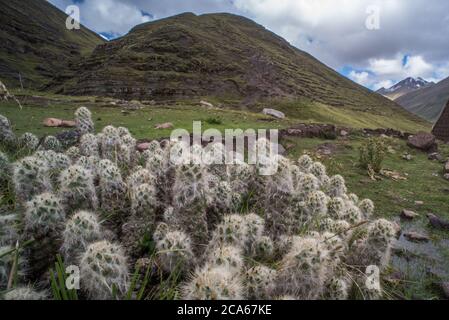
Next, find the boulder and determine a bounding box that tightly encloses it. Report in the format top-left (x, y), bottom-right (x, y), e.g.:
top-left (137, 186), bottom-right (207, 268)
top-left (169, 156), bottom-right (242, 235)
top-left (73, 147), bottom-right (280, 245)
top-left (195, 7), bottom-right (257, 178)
top-left (407, 132), bottom-right (437, 152)
top-left (426, 213), bottom-right (449, 230)
top-left (428, 152), bottom-right (443, 161)
top-left (262, 108), bottom-right (285, 119)
top-left (155, 122), bottom-right (174, 130)
top-left (401, 209), bottom-right (419, 220)
top-left (200, 100), bottom-right (214, 108)
top-left (43, 118), bottom-right (63, 127)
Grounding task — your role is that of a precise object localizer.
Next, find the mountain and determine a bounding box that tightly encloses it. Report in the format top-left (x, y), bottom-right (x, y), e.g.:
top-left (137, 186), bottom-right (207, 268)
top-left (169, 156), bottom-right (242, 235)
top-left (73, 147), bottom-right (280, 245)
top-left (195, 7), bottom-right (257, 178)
top-left (396, 76), bottom-right (449, 122)
top-left (52, 13), bottom-right (422, 120)
top-left (377, 77), bottom-right (434, 100)
top-left (0, 0), bottom-right (104, 89)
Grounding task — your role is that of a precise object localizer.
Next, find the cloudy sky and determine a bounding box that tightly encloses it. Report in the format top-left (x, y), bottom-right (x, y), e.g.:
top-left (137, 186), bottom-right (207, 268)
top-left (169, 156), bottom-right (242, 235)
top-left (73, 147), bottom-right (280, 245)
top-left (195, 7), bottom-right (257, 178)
top-left (48, 0), bottom-right (449, 91)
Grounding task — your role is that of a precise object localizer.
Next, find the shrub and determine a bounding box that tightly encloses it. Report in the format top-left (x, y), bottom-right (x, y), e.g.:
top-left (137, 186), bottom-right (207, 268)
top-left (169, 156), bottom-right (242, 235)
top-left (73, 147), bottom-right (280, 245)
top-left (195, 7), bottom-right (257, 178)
top-left (359, 137), bottom-right (387, 173)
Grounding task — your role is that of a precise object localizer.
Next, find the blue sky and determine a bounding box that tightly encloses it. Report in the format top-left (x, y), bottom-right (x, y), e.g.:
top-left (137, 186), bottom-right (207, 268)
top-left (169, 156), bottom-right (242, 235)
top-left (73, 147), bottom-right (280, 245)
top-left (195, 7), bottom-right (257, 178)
top-left (49, 0), bottom-right (449, 91)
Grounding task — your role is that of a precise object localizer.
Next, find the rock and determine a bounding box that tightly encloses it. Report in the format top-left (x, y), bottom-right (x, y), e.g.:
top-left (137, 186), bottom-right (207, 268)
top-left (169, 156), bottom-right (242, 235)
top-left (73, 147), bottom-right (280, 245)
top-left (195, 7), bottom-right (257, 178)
top-left (137, 143), bottom-right (151, 152)
top-left (402, 153), bottom-right (413, 161)
top-left (426, 213), bottom-right (449, 230)
top-left (262, 108), bottom-right (285, 119)
top-left (444, 173), bottom-right (449, 181)
top-left (61, 120), bottom-right (76, 128)
top-left (407, 132), bottom-right (437, 152)
top-left (340, 130), bottom-right (349, 137)
top-left (415, 201), bottom-right (424, 206)
top-left (444, 161), bottom-right (449, 173)
top-left (441, 282), bottom-right (449, 299)
top-left (403, 231), bottom-right (430, 242)
top-left (401, 209), bottom-right (419, 220)
top-left (155, 122), bottom-right (174, 130)
top-left (428, 152), bottom-right (443, 161)
top-left (200, 100), bottom-right (214, 108)
top-left (43, 118), bottom-right (63, 127)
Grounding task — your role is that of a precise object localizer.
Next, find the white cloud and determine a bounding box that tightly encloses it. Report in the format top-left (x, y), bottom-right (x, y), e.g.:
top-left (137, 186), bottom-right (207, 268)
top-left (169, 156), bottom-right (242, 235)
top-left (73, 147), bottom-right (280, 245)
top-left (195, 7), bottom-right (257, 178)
top-left (349, 71), bottom-right (371, 86)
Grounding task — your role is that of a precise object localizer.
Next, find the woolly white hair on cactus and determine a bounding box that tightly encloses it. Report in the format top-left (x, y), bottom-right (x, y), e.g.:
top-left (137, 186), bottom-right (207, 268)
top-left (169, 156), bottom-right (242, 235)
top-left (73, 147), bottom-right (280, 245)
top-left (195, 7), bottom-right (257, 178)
top-left (181, 264), bottom-right (244, 300)
top-left (327, 197), bottom-right (347, 220)
top-left (19, 132), bottom-right (39, 151)
top-left (126, 168), bottom-right (155, 195)
top-left (345, 204), bottom-right (363, 224)
top-left (296, 173), bottom-right (320, 200)
top-left (297, 155), bottom-right (313, 173)
top-left (251, 235), bottom-right (274, 259)
top-left (210, 214), bottom-right (248, 249)
top-left (0, 114), bottom-right (16, 145)
top-left (80, 240), bottom-right (129, 300)
top-left (305, 191), bottom-right (329, 217)
top-left (245, 265), bottom-right (277, 299)
top-left (242, 213), bottom-right (265, 253)
top-left (58, 165), bottom-right (97, 212)
top-left (0, 151), bottom-right (10, 186)
top-left (276, 236), bottom-right (331, 299)
top-left (75, 155), bottom-right (98, 174)
top-left (310, 162), bottom-right (327, 181)
top-left (3, 286), bottom-right (48, 300)
top-left (61, 211), bottom-right (103, 263)
top-left (0, 214), bottom-right (19, 247)
top-left (24, 193), bottom-right (65, 238)
top-left (40, 136), bottom-right (61, 152)
top-left (79, 133), bottom-right (99, 158)
top-left (65, 146), bottom-right (80, 162)
top-left (325, 277), bottom-right (350, 300)
top-left (155, 230), bottom-right (194, 273)
top-left (100, 126), bottom-right (121, 161)
top-left (207, 245), bottom-right (244, 273)
top-left (98, 160), bottom-right (126, 211)
top-left (328, 175), bottom-right (347, 198)
top-left (75, 107), bottom-right (94, 134)
top-left (130, 183), bottom-right (157, 217)
top-left (359, 199), bottom-right (375, 218)
top-left (13, 156), bottom-right (52, 202)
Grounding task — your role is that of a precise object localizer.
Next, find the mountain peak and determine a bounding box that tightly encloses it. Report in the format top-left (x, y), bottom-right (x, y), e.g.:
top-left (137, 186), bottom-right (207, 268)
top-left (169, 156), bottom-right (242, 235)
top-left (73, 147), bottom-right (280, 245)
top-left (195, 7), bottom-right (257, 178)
top-left (377, 77), bottom-right (434, 100)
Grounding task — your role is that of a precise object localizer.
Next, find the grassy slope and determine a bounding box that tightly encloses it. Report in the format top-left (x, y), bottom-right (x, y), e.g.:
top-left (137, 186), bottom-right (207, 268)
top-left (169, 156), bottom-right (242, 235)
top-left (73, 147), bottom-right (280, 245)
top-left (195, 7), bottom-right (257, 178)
top-left (0, 0), bottom-right (104, 89)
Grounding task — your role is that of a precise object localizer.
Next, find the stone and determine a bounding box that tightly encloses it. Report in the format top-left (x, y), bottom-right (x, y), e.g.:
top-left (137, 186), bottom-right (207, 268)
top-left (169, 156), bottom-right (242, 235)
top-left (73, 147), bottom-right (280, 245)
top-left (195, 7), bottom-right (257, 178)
top-left (200, 100), bottom-right (214, 108)
top-left (403, 231), bottom-right (430, 242)
top-left (428, 152), bottom-right (443, 161)
top-left (340, 130), bottom-right (349, 137)
top-left (444, 174), bottom-right (449, 181)
top-left (444, 161), bottom-right (449, 173)
top-left (426, 213), bottom-right (449, 230)
top-left (155, 122), bottom-right (174, 130)
top-left (402, 153), bottom-right (413, 161)
top-left (61, 120), bottom-right (76, 128)
top-left (415, 201), bottom-right (424, 206)
top-left (43, 118), bottom-right (63, 127)
top-left (137, 143), bottom-right (151, 152)
top-left (401, 209), bottom-right (419, 220)
top-left (262, 108), bottom-right (285, 119)
top-left (407, 132), bottom-right (437, 152)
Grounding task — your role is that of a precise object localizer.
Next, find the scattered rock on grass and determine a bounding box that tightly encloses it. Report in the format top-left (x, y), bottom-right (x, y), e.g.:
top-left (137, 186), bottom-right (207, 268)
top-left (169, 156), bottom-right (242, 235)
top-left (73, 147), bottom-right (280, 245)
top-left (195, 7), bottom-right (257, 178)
top-left (415, 201), bottom-right (424, 206)
top-left (155, 123), bottom-right (174, 130)
top-left (444, 174), bottom-right (449, 181)
top-left (403, 231), bottom-right (430, 242)
top-left (401, 209), bottom-right (419, 220)
top-left (426, 213), bottom-right (449, 231)
top-left (428, 152), bottom-right (443, 161)
top-left (200, 100), bottom-right (214, 108)
top-left (402, 153), bottom-right (413, 161)
top-left (262, 108), bottom-right (285, 119)
top-left (444, 161), bottom-right (449, 173)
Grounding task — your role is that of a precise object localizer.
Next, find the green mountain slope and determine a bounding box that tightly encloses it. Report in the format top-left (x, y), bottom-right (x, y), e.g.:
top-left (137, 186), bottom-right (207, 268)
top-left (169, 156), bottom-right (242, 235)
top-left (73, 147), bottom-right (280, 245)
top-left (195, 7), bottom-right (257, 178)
top-left (52, 12), bottom-right (427, 128)
top-left (396, 76), bottom-right (449, 122)
top-left (0, 0), bottom-right (104, 89)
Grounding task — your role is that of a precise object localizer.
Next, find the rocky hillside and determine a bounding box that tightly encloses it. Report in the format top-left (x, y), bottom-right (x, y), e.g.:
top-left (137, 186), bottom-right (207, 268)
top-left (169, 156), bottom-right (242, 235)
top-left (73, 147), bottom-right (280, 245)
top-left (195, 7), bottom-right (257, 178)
top-left (52, 13), bottom-right (423, 121)
top-left (396, 76), bottom-right (449, 122)
top-left (377, 77), bottom-right (434, 101)
top-left (0, 0), bottom-right (104, 89)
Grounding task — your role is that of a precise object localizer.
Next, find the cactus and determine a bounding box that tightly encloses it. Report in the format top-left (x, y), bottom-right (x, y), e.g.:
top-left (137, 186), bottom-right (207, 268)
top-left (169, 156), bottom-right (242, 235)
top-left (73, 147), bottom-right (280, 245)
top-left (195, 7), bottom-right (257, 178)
top-left (75, 107), bottom-right (94, 134)
top-left (305, 191), bottom-right (329, 217)
top-left (13, 156), bottom-right (52, 202)
top-left (181, 265), bottom-right (243, 300)
top-left (40, 136), bottom-right (61, 152)
top-left (58, 165), bottom-right (97, 212)
top-left (3, 286), bottom-right (47, 300)
top-left (0, 151), bottom-right (11, 187)
top-left (0, 114), bottom-right (16, 146)
top-left (99, 126), bottom-right (121, 162)
top-left (327, 197), bottom-right (347, 220)
top-left (61, 211), bottom-right (103, 264)
top-left (0, 214), bottom-right (19, 247)
top-left (210, 214), bottom-right (248, 249)
top-left (206, 245), bottom-right (243, 273)
top-left (359, 199), bottom-right (375, 218)
top-left (155, 229), bottom-right (194, 273)
top-left (19, 132), bottom-right (39, 151)
top-left (24, 193), bottom-right (65, 238)
top-left (298, 154), bottom-right (314, 172)
top-left (79, 133), bottom-right (99, 158)
top-left (245, 265), bottom-right (276, 299)
top-left (80, 240), bottom-right (129, 300)
top-left (324, 277), bottom-right (350, 300)
top-left (98, 160), bottom-right (127, 212)
top-left (328, 175), bottom-right (347, 198)
top-left (65, 146), bottom-right (80, 162)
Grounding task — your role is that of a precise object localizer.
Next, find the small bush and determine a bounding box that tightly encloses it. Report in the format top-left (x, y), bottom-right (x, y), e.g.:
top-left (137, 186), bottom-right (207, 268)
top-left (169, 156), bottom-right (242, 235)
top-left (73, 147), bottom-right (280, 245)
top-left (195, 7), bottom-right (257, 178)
top-left (205, 117), bottom-right (223, 125)
top-left (359, 138), bottom-right (387, 173)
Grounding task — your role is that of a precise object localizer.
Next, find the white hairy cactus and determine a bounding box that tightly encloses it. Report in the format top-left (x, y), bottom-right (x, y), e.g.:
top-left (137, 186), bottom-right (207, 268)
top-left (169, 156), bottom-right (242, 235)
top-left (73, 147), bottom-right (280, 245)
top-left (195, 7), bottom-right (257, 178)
top-left (210, 214), bottom-right (248, 249)
top-left (155, 229), bottom-right (194, 273)
top-left (310, 162), bottom-right (327, 182)
top-left (24, 193), bottom-right (65, 238)
top-left (99, 126), bottom-right (121, 162)
top-left (19, 132), bottom-right (39, 151)
top-left (79, 133), bottom-right (99, 158)
top-left (65, 146), bottom-right (80, 162)
top-left (297, 154), bottom-right (313, 172)
top-left (207, 245), bottom-right (244, 273)
top-left (98, 160), bottom-right (126, 212)
top-left (324, 277), bottom-right (350, 300)
top-left (0, 214), bottom-right (19, 247)
top-left (245, 265), bottom-right (276, 299)
top-left (40, 136), bottom-right (61, 152)
top-left (0, 151), bottom-right (10, 186)
top-left (80, 240), bottom-right (129, 300)
top-left (58, 165), bottom-right (97, 212)
top-left (75, 107), bottom-right (94, 134)
top-left (3, 286), bottom-right (47, 300)
top-left (328, 175), bottom-right (347, 198)
top-left (61, 211), bottom-right (103, 264)
top-left (359, 199), bottom-right (375, 218)
top-left (181, 265), bottom-right (243, 300)
top-left (305, 191), bottom-right (329, 217)
top-left (327, 197), bottom-right (347, 220)
top-left (13, 156), bottom-right (52, 202)
top-left (0, 114), bottom-right (15, 146)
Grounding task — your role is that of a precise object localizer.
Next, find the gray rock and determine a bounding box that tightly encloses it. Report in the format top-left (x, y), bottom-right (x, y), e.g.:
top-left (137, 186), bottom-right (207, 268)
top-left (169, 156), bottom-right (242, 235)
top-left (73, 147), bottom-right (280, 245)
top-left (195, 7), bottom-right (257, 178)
top-left (407, 132), bottom-right (437, 152)
top-left (426, 213), bottom-right (449, 230)
top-left (262, 108), bottom-right (285, 119)
top-left (401, 209), bottom-right (419, 220)
top-left (444, 161), bottom-right (449, 173)
top-left (403, 231), bottom-right (430, 242)
top-left (200, 100), bottom-right (214, 108)
top-left (444, 173), bottom-right (449, 181)
top-left (428, 152), bottom-right (443, 161)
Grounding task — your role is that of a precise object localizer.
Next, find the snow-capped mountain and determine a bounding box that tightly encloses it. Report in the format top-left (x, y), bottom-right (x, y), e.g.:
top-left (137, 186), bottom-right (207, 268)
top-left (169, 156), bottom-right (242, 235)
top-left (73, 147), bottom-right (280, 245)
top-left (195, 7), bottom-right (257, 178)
top-left (377, 77), bottom-right (434, 100)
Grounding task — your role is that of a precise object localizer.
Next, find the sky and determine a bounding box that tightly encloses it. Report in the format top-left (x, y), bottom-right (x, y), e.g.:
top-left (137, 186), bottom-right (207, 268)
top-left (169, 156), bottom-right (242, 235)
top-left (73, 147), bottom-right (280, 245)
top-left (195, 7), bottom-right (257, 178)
top-left (48, 0), bottom-right (449, 91)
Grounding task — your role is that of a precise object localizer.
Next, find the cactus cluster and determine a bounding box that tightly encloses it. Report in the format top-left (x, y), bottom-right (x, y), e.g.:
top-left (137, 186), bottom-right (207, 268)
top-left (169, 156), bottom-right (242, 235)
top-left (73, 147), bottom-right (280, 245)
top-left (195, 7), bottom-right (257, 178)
top-left (0, 109), bottom-right (399, 300)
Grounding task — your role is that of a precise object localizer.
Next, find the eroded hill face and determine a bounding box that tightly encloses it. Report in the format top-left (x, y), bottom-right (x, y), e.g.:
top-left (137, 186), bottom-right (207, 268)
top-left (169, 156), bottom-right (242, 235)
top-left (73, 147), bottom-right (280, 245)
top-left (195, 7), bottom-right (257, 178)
top-left (53, 13), bottom-right (420, 118)
top-left (0, 0), bottom-right (104, 89)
